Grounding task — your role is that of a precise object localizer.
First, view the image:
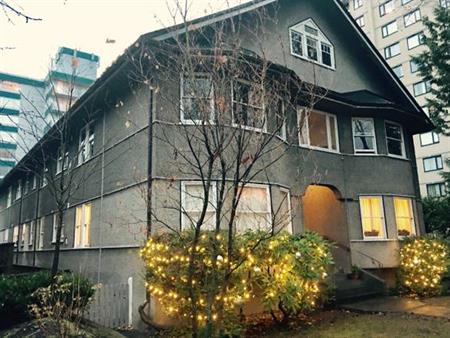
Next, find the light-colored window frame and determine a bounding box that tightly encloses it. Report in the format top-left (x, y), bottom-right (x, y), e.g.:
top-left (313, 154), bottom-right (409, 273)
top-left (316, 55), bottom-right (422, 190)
top-left (77, 123), bottom-right (94, 165)
top-left (359, 195), bottom-right (387, 240)
top-left (37, 217), bottom-right (44, 250)
top-left (352, 117), bottom-right (377, 154)
top-left (298, 107), bottom-right (340, 153)
top-left (279, 187), bottom-right (293, 234)
top-left (394, 197), bottom-right (416, 238)
top-left (179, 73), bottom-right (215, 125)
top-left (353, 0), bottom-right (363, 10)
top-left (74, 203), bottom-right (91, 248)
top-left (56, 148), bottom-right (69, 174)
top-left (180, 181), bottom-right (217, 230)
top-left (235, 183), bottom-right (272, 233)
top-left (355, 15), bottom-right (365, 27)
top-left (231, 79), bottom-right (266, 132)
top-left (385, 120), bottom-right (406, 158)
top-left (51, 213), bottom-right (65, 244)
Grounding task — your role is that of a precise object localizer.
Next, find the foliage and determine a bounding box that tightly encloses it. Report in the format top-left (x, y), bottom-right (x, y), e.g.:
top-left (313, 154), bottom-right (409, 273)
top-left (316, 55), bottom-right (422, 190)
top-left (399, 235), bottom-right (450, 297)
top-left (423, 196), bottom-right (450, 237)
top-left (29, 273), bottom-right (96, 338)
top-left (412, 7), bottom-right (450, 135)
top-left (248, 231), bottom-right (333, 324)
top-left (0, 271), bottom-right (94, 330)
top-left (141, 230), bottom-right (333, 333)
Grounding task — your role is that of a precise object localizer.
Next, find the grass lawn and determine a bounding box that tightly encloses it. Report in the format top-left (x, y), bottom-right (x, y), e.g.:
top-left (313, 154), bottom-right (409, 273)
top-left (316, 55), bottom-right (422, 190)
top-left (260, 310), bottom-right (450, 338)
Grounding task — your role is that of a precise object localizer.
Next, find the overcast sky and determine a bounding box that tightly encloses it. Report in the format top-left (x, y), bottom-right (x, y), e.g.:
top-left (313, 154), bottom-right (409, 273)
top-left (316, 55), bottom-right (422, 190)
top-left (0, 0), bottom-right (249, 80)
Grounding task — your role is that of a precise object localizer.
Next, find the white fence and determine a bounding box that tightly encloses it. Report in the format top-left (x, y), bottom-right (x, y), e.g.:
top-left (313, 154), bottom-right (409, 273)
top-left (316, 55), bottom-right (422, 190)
top-left (85, 277), bottom-right (133, 328)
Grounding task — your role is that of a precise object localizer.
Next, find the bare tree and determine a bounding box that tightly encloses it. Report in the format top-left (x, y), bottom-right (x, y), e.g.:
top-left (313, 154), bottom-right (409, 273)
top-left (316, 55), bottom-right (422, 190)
top-left (125, 1), bottom-right (327, 335)
top-left (0, 0), bottom-right (42, 23)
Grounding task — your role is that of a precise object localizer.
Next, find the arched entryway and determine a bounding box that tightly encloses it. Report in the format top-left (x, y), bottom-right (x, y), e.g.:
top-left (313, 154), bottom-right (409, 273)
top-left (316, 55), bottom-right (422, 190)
top-left (302, 184), bottom-right (351, 273)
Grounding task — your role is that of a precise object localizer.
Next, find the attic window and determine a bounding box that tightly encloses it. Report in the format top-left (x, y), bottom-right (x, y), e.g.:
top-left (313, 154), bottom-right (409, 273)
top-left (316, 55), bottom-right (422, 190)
top-left (289, 19), bottom-right (335, 69)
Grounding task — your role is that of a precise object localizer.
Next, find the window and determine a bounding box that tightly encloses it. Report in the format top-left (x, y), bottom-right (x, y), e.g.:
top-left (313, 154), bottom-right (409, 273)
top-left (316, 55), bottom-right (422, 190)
top-left (407, 32), bottom-right (425, 49)
top-left (385, 121), bottom-right (405, 157)
top-left (37, 217), bottom-right (44, 249)
top-left (51, 213), bottom-right (65, 243)
top-left (56, 149), bottom-right (69, 174)
top-left (384, 42), bottom-right (401, 59)
top-left (402, 0), bottom-right (412, 4)
top-left (13, 225), bottom-right (19, 247)
top-left (427, 183), bottom-right (447, 197)
top-left (298, 109), bottom-right (338, 152)
top-left (74, 203), bottom-right (91, 248)
top-left (235, 185), bottom-right (271, 232)
top-left (353, 0), bottom-right (363, 9)
top-left (289, 19), bottom-right (335, 68)
top-left (359, 196), bottom-right (386, 239)
top-left (7, 186), bottom-right (12, 207)
top-left (352, 118), bottom-right (377, 154)
top-left (78, 123), bottom-right (95, 165)
top-left (41, 167), bottom-right (48, 187)
top-left (404, 9), bottom-right (421, 27)
top-left (275, 100), bottom-right (287, 140)
top-left (279, 188), bottom-right (292, 233)
top-left (382, 21), bottom-right (398, 37)
top-left (16, 180), bottom-right (21, 200)
top-left (28, 221), bottom-right (34, 246)
top-left (32, 175), bottom-right (37, 190)
top-left (355, 15), bottom-right (365, 27)
top-left (21, 224), bottom-right (26, 246)
top-left (423, 155), bottom-right (443, 172)
top-left (232, 80), bottom-right (265, 130)
top-left (181, 182), bottom-right (216, 230)
top-left (379, 0), bottom-right (395, 16)
top-left (413, 80), bottom-right (431, 96)
top-left (409, 60), bottom-right (419, 73)
top-left (420, 132), bottom-right (439, 146)
top-left (394, 197), bottom-right (415, 237)
top-left (180, 74), bottom-right (214, 123)
top-left (441, 0), bottom-right (450, 8)
top-left (392, 64), bottom-right (404, 78)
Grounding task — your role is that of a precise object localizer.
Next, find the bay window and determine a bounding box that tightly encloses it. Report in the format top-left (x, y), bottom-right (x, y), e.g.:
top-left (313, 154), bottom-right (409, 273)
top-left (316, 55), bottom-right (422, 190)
top-left (394, 197), bottom-right (415, 237)
top-left (75, 203), bottom-right (91, 248)
top-left (352, 118), bottom-right (377, 154)
top-left (359, 196), bottom-right (386, 239)
top-left (298, 109), bottom-right (339, 152)
top-left (232, 80), bottom-right (265, 130)
top-left (235, 185), bottom-right (271, 232)
top-left (385, 121), bottom-right (405, 157)
top-left (181, 182), bottom-right (217, 230)
top-left (180, 74), bottom-right (214, 123)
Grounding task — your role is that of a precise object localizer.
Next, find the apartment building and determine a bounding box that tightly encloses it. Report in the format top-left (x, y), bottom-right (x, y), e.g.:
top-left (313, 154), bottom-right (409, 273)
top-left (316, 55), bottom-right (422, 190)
top-left (0, 47), bottom-right (99, 178)
top-left (345, 0), bottom-right (450, 198)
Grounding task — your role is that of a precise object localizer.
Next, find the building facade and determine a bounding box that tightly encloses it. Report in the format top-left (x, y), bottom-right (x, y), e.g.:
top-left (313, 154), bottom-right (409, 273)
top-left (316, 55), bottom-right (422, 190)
top-left (0, 47), bottom-right (99, 178)
top-left (0, 0), bottom-right (433, 326)
top-left (345, 0), bottom-right (450, 198)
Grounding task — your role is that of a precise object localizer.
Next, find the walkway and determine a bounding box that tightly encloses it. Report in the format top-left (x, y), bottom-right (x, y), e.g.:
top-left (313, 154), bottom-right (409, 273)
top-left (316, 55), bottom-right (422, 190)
top-left (343, 296), bottom-right (450, 319)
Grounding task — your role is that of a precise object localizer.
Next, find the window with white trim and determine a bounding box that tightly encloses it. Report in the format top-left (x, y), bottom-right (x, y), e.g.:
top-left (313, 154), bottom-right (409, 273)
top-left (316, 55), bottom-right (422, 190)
top-left (78, 123), bottom-right (95, 165)
top-left (21, 224), bottom-right (26, 246)
top-left (392, 64), bottom-right (404, 78)
top-left (423, 155), bottom-right (443, 172)
top-left (7, 186), bottom-right (12, 207)
top-left (420, 132), bottom-right (439, 146)
top-left (404, 9), bottom-right (421, 27)
top-left (410, 59), bottom-right (419, 73)
top-left (382, 21), bottom-right (398, 38)
top-left (353, 0), bottom-right (363, 9)
top-left (355, 15), bottom-right (365, 28)
top-left (352, 118), bottom-right (377, 154)
top-left (13, 225), bottom-right (19, 247)
top-left (279, 188), bottom-right (292, 233)
top-left (235, 185), bottom-right (271, 232)
top-left (56, 148), bottom-right (69, 174)
top-left (441, 0), bottom-right (450, 8)
top-left (28, 221), bottom-right (34, 246)
top-left (413, 80), bottom-right (431, 96)
top-left (32, 175), bottom-right (37, 190)
top-left (37, 217), bottom-right (44, 249)
top-left (359, 196), bottom-right (386, 239)
top-left (232, 80), bottom-right (265, 130)
top-left (407, 32), bottom-right (425, 49)
top-left (289, 19), bottom-right (335, 68)
top-left (41, 167), bottom-right (48, 188)
top-left (180, 74), bottom-right (214, 123)
top-left (379, 0), bottom-right (395, 16)
top-left (427, 183), bottom-right (447, 197)
top-left (75, 203), bottom-right (91, 248)
top-left (394, 197), bottom-right (415, 237)
top-left (384, 42), bottom-right (401, 59)
top-left (385, 121), bottom-right (405, 157)
top-left (298, 108), bottom-right (339, 152)
top-left (275, 100), bottom-right (287, 140)
top-left (1, 228), bottom-right (9, 243)
top-left (16, 180), bottom-right (21, 200)
top-left (181, 182), bottom-right (216, 230)
top-left (51, 213), bottom-right (65, 244)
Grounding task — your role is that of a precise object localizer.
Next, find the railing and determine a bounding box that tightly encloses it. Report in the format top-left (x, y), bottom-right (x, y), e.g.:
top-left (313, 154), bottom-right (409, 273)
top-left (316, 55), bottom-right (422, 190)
top-left (333, 241), bottom-right (384, 269)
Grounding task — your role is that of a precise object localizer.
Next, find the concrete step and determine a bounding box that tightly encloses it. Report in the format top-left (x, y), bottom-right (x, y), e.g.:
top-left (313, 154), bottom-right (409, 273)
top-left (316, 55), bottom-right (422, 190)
top-left (333, 270), bottom-right (386, 304)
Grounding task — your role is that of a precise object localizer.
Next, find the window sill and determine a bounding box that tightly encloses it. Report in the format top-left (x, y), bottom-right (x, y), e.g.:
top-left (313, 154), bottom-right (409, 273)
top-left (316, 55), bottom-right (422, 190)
top-left (387, 154), bottom-right (408, 161)
top-left (351, 239), bottom-right (398, 243)
top-left (290, 53), bottom-right (336, 71)
top-left (231, 123), bottom-right (266, 133)
top-left (298, 144), bottom-right (340, 154)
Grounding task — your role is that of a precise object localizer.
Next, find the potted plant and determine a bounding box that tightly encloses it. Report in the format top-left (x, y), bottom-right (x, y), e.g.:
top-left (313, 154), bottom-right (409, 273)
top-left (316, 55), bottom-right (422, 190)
top-left (364, 229), bottom-right (379, 237)
top-left (398, 229), bottom-right (411, 237)
top-left (347, 265), bottom-right (362, 280)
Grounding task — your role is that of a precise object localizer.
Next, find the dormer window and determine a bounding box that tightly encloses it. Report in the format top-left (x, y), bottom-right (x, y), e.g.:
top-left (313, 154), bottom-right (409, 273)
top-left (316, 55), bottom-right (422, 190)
top-left (289, 19), bottom-right (335, 69)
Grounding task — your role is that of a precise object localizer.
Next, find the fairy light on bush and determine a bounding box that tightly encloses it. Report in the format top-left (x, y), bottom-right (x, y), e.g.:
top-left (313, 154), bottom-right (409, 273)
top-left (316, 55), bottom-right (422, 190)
top-left (399, 236), bottom-right (449, 297)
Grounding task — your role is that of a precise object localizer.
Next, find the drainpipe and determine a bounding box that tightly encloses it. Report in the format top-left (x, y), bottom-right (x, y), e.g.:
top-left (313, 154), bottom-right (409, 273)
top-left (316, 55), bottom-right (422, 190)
top-left (97, 111), bottom-right (106, 283)
top-left (341, 155), bottom-right (353, 271)
top-left (32, 182), bottom-right (41, 266)
top-left (147, 82), bottom-right (154, 238)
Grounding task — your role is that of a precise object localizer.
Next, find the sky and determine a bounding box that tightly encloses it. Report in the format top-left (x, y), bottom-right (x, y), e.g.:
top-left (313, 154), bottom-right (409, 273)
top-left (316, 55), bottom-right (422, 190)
top-left (0, 0), bottom-right (249, 80)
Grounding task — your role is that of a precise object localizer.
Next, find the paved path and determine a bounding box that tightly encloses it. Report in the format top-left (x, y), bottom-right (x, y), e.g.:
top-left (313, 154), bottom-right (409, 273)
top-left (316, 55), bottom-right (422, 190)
top-left (343, 296), bottom-right (450, 319)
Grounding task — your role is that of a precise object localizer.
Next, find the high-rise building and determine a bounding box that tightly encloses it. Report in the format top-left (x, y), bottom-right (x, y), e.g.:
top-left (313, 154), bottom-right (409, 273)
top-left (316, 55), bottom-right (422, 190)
top-left (0, 47), bottom-right (99, 178)
top-left (345, 0), bottom-right (450, 198)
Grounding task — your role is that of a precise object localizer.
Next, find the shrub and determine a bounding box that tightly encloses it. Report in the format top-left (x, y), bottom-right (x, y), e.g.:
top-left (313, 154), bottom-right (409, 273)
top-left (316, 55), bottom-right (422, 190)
top-left (423, 196), bottom-right (450, 237)
top-left (141, 230), bottom-right (333, 333)
top-left (248, 231), bottom-right (333, 324)
top-left (399, 235), bottom-right (450, 297)
top-left (0, 271), bottom-right (94, 329)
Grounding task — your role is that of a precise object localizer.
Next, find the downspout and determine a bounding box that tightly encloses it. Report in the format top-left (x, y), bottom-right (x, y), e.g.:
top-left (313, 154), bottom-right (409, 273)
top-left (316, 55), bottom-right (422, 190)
top-left (97, 111), bottom-right (106, 283)
top-left (16, 190), bottom-right (23, 265)
top-left (147, 82), bottom-right (154, 238)
top-left (341, 154), bottom-right (353, 272)
top-left (32, 184), bottom-right (41, 266)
